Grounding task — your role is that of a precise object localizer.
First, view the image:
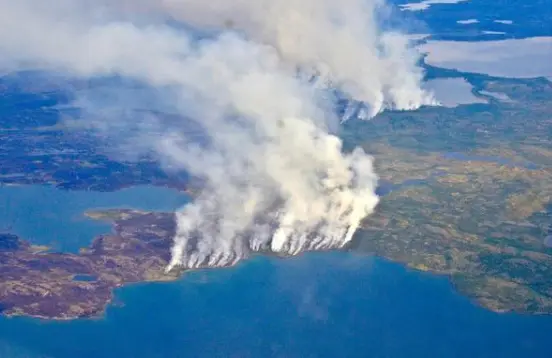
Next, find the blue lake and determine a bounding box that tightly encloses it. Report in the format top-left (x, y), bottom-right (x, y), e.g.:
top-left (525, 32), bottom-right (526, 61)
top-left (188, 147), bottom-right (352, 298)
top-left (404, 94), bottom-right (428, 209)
top-left (1, 253), bottom-right (552, 358)
top-left (0, 184), bottom-right (552, 357)
top-left (0, 184), bottom-right (189, 252)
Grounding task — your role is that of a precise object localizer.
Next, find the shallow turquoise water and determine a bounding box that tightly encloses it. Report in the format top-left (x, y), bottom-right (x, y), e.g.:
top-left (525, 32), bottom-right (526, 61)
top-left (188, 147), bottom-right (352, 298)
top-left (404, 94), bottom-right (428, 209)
top-left (1, 185), bottom-right (552, 357)
top-left (0, 185), bottom-right (189, 252)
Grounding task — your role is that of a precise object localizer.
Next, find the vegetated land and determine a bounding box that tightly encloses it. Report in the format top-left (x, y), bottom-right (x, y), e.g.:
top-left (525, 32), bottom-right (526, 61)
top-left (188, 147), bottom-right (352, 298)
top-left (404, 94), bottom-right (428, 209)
top-left (1, 73), bottom-right (551, 319)
top-left (349, 76), bottom-right (552, 314)
top-left (0, 210), bottom-right (180, 320)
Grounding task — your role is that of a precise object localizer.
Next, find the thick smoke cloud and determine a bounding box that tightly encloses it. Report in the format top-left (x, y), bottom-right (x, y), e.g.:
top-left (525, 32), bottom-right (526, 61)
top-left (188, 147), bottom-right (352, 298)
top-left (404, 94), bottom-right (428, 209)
top-left (116, 0), bottom-right (437, 117)
top-left (0, 0), bottom-right (433, 270)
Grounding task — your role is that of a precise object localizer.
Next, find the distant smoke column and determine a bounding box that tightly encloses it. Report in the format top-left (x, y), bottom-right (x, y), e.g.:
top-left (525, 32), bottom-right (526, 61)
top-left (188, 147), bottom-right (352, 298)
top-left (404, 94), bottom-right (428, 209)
top-left (115, 0), bottom-right (438, 116)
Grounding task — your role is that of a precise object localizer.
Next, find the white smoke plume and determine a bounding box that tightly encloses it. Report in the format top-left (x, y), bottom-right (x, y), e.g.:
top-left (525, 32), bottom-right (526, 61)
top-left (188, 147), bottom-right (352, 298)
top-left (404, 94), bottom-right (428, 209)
top-left (0, 0), bottom-right (431, 271)
top-left (115, 0), bottom-right (437, 117)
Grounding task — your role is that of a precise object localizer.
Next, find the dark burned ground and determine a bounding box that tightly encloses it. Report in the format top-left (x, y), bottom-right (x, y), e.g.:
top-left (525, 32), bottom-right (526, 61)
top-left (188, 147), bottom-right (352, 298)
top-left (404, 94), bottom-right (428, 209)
top-left (0, 209), bottom-right (327, 320)
top-left (0, 211), bottom-right (179, 319)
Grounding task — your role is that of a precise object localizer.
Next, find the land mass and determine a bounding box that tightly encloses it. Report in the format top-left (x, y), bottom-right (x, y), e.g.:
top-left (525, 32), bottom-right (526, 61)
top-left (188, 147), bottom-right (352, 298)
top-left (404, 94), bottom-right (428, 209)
top-left (348, 76), bottom-right (552, 314)
top-left (0, 209), bottom-right (325, 320)
top-left (0, 210), bottom-right (180, 319)
top-left (1, 73), bottom-right (552, 319)
top-left (1, 185), bottom-right (551, 320)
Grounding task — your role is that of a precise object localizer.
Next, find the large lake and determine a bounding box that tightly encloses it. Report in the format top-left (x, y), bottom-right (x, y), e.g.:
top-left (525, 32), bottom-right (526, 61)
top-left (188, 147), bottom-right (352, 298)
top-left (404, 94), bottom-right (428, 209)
top-left (1, 184), bottom-right (552, 357)
top-left (0, 184), bottom-right (189, 252)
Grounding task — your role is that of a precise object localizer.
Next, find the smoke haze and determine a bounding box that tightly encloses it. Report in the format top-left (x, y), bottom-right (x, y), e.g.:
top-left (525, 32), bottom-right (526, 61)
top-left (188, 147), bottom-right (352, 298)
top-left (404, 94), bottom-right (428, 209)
top-left (115, 0), bottom-right (437, 116)
top-left (0, 0), bottom-right (434, 270)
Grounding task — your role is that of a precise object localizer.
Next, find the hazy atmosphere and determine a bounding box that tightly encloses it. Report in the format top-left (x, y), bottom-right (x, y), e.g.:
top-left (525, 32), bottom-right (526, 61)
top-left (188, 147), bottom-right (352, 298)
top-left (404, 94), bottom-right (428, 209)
top-left (0, 0), bottom-right (435, 270)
